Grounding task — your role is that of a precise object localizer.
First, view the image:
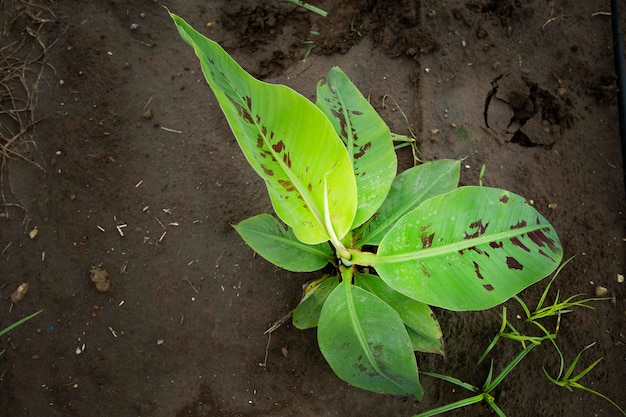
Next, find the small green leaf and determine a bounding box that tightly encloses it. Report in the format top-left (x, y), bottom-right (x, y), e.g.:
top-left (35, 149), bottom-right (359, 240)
top-left (318, 271), bottom-right (423, 399)
top-left (316, 67), bottom-right (397, 229)
top-left (234, 214), bottom-right (334, 272)
top-left (354, 272), bottom-right (444, 355)
top-left (358, 159), bottom-right (460, 246)
top-left (171, 14), bottom-right (357, 244)
top-left (293, 274), bottom-right (340, 329)
top-left (375, 186), bottom-right (563, 311)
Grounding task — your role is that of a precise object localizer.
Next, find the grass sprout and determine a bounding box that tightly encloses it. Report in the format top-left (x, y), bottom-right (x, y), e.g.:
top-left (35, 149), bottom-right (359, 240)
top-left (419, 257), bottom-right (624, 416)
top-left (544, 342), bottom-right (626, 416)
top-left (416, 344), bottom-right (537, 417)
top-left (285, 0), bottom-right (328, 17)
top-left (0, 309), bottom-right (43, 357)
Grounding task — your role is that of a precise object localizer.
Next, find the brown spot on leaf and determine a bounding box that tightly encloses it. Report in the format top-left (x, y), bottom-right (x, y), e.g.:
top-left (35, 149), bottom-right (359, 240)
top-left (282, 152), bottom-right (292, 168)
top-left (261, 164), bottom-right (274, 176)
top-left (489, 241), bottom-right (503, 249)
top-left (354, 142), bottom-right (371, 159)
top-left (528, 228), bottom-right (559, 252)
top-left (499, 194), bottom-right (509, 204)
top-left (278, 179), bottom-right (296, 192)
top-left (510, 220), bottom-right (527, 230)
top-left (459, 245), bottom-right (488, 257)
top-left (421, 232), bottom-right (434, 248)
top-left (506, 256), bottom-right (523, 270)
top-left (272, 140), bottom-right (285, 153)
top-left (331, 108), bottom-right (348, 139)
top-left (242, 109), bottom-right (254, 124)
top-left (510, 236), bottom-right (531, 252)
top-left (473, 261), bottom-right (484, 279)
top-left (538, 249), bottom-right (557, 262)
top-left (420, 263), bottom-right (431, 278)
top-left (483, 284), bottom-right (494, 291)
top-left (464, 220), bottom-right (489, 239)
top-left (256, 134), bottom-right (264, 148)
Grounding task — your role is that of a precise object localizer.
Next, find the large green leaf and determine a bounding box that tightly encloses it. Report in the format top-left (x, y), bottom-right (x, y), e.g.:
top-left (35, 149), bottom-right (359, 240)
top-left (372, 186), bottom-right (563, 311)
top-left (171, 14), bottom-right (357, 244)
top-left (354, 272), bottom-right (444, 355)
top-left (234, 214), bottom-right (334, 272)
top-left (358, 159), bottom-right (460, 247)
top-left (318, 268), bottom-right (423, 399)
top-left (316, 67), bottom-right (397, 229)
top-left (293, 274), bottom-right (340, 329)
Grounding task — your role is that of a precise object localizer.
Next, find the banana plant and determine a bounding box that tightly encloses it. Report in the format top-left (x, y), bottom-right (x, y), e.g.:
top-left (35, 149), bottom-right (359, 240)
top-left (171, 13), bottom-right (563, 400)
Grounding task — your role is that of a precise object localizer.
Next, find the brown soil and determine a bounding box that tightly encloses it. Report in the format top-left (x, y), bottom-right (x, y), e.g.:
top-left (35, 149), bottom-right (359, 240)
top-left (1, 1), bottom-right (624, 416)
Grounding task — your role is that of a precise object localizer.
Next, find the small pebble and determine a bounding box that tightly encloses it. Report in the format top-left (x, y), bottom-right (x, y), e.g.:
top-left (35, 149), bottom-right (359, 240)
top-left (594, 285), bottom-right (608, 297)
top-left (11, 283), bottom-right (29, 303)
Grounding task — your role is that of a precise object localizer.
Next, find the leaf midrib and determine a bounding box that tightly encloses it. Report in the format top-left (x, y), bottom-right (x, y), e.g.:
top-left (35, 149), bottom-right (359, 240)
top-left (343, 279), bottom-right (410, 393)
top-left (375, 224), bottom-right (552, 265)
top-left (235, 84), bottom-right (327, 233)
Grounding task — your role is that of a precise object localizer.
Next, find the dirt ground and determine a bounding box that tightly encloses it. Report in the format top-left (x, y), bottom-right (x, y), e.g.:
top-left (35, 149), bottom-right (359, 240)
top-left (1, 0), bottom-right (624, 416)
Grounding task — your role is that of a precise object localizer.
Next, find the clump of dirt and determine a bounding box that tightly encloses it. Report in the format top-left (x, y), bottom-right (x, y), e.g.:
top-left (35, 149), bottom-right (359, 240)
top-left (89, 265), bottom-right (111, 292)
top-left (219, 0), bottom-right (371, 77)
top-left (370, 0), bottom-right (438, 58)
top-left (485, 74), bottom-right (574, 148)
top-left (217, 0), bottom-right (439, 77)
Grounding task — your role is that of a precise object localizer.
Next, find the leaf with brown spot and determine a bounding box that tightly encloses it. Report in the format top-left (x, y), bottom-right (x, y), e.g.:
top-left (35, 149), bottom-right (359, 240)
top-left (372, 186), bottom-right (563, 311)
top-left (172, 15), bottom-right (357, 244)
top-left (318, 272), bottom-right (423, 399)
top-left (316, 67), bottom-right (397, 229)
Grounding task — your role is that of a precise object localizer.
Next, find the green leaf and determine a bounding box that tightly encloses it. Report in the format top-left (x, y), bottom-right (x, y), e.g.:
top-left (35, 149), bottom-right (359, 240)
top-left (354, 272), bottom-right (444, 355)
top-left (234, 214), bottom-right (334, 272)
top-left (374, 186), bottom-right (563, 311)
top-left (171, 14), bottom-right (357, 244)
top-left (318, 270), bottom-right (423, 399)
top-left (358, 159), bottom-right (460, 247)
top-left (316, 67), bottom-right (397, 229)
top-left (293, 274), bottom-right (340, 329)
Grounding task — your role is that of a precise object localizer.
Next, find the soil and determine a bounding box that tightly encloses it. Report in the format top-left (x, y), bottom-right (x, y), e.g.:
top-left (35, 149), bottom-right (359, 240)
top-left (1, 0), bottom-right (624, 416)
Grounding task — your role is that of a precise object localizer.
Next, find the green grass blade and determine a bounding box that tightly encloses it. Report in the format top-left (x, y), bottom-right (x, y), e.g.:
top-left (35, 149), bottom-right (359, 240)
top-left (484, 343), bottom-right (537, 393)
top-left (485, 395), bottom-right (508, 417)
top-left (0, 310), bottom-right (43, 338)
top-left (412, 394), bottom-right (485, 417)
top-left (420, 371), bottom-right (479, 393)
top-left (285, 0), bottom-right (328, 17)
top-left (568, 383), bottom-right (626, 416)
